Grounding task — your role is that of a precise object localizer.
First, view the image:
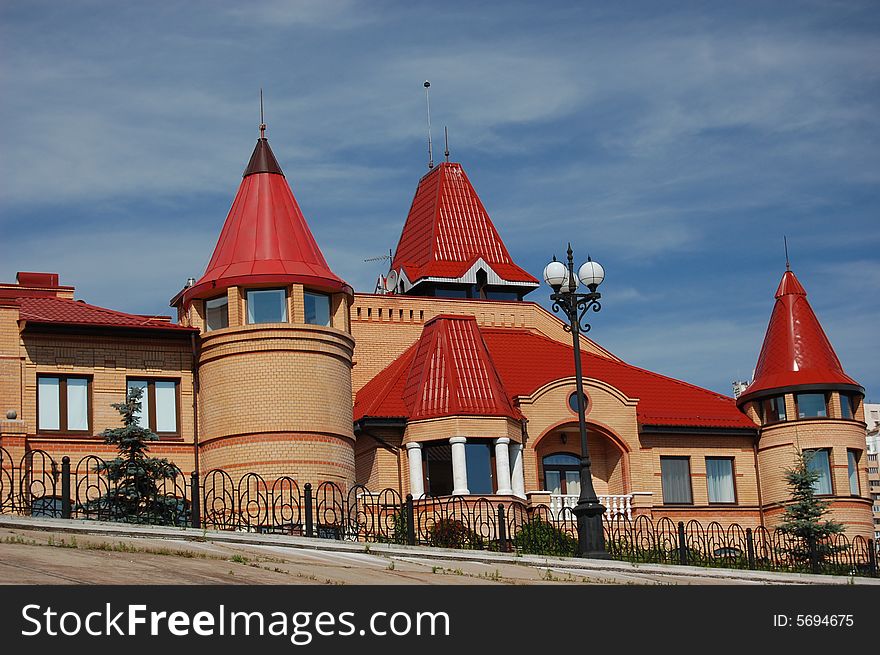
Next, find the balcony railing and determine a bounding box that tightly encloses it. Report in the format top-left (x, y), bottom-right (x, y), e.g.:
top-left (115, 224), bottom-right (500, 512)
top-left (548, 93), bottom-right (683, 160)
top-left (550, 493), bottom-right (633, 520)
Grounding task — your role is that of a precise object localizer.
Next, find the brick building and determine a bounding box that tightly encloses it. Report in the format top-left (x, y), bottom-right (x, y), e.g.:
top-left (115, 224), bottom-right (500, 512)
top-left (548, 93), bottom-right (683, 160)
top-left (0, 126), bottom-right (872, 537)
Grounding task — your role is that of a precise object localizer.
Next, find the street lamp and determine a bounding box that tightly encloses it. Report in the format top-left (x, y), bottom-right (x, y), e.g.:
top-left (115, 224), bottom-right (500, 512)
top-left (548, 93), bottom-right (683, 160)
top-left (543, 244), bottom-right (609, 559)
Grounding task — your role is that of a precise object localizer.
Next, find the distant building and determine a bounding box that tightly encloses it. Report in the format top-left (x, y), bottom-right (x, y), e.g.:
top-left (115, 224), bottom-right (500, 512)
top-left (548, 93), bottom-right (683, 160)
top-left (0, 123), bottom-right (872, 537)
top-left (865, 403), bottom-right (880, 540)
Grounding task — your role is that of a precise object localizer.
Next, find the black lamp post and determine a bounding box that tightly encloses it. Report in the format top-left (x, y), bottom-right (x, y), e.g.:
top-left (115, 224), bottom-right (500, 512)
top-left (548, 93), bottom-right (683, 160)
top-left (543, 244), bottom-right (609, 559)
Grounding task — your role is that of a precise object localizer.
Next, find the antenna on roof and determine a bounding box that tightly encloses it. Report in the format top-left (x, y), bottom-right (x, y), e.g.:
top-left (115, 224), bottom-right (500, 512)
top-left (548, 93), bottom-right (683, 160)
top-left (424, 80), bottom-right (434, 169)
top-left (444, 126), bottom-right (450, 162)
top-left (259, 88), bottom-right (266, 139)
top-left (784, 235), bottom-right (790, 271)
top-left (363, 251), bottom-right (392, 263)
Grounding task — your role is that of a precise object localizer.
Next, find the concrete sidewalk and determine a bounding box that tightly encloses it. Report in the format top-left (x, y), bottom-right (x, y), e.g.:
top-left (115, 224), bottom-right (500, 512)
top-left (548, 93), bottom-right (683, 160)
top-left (1, 515), bottom-right (876, 585)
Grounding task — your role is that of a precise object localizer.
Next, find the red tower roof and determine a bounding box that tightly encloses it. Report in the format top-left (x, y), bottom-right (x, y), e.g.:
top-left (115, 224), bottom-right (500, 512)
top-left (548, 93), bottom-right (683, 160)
top-left (739, 269), bottom-right (860, 402)
top-left (390, 162), bottom-right (539, 290)
top-left (356, 315), bottom-right (522, 422)
top-left (182, 134), bottom-right (351, 305)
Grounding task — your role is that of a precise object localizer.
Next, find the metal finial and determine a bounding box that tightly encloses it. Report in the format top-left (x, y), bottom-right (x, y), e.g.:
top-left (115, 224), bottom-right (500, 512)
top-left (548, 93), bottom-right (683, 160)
top-left (444, 126), bottom-right (450, 162)
top-left (784, 236), bottom-right (790, 271)
top-left (424, 80), bottom-right (434, 169)
top-left (259, 88), bottom-right (266, 139)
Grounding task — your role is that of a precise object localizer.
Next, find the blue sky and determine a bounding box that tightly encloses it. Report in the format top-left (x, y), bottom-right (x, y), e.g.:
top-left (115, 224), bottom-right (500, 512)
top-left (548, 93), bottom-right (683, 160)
top-left (1, 0), bottom-right (878, 400)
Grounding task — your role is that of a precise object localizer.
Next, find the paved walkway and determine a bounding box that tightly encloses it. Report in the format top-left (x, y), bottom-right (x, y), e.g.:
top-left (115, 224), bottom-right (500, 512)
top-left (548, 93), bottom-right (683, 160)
top-left (1, 516), bottom-right (877, 585)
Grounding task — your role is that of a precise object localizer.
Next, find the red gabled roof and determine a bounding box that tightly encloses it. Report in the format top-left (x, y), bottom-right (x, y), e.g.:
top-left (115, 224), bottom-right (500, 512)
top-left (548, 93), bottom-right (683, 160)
top-left (390, 162), bottom-right (538, 287)
top-left (355, 315), bottom-right (522, 422)
top-left (182, 134), bottom-right (351, 305)
top-left (739, 269), bottom-right (860, 401)
top-left (356, 323), bottom-right (754, 430)
top-left (17, 296), bottom-right (194, 332)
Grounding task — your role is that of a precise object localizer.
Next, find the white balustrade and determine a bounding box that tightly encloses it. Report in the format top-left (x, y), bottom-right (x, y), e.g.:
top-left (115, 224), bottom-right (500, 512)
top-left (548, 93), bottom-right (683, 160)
top-left (549, 493), bottom-right (634, 520)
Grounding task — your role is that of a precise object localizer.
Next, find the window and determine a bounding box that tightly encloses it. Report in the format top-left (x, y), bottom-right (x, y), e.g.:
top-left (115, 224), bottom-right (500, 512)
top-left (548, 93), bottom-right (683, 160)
top-left (484, 291), bottom-right (520, 301)
top-left (465, 442), bottom-right (494, 495)
top-left (126, 379), bottom-right (179, 435)
top-left (567, 392), bottom-right (588, 414)
top-left (706, 457), bottom-right (736, 504)
top-left (839, 393), bottom-right (854, 419)
top-left (246, 288), bottom-right (287, 324)
top-left (37, 376), bottom-right (90, 433)
top-left (424, 443), bottom-right (454, 496)
top-left (205, 295), bottom-right (229, 331)
top-left (543, 453), bottom-right (581, 496)
top-left (847, 450), bottom-right (860, 496)
top-left (762, 396), bottom-right (787, 424)
top-left (804, 449), bottom-right (833, 495)
top-left (796, 393), bottom-right (827, 419)
top-left (660, 457), bottom-right (693, 504)
top-left (433, 288), bottom-right (468, 298)
top-left (304, 291), bottom-right (331, 326)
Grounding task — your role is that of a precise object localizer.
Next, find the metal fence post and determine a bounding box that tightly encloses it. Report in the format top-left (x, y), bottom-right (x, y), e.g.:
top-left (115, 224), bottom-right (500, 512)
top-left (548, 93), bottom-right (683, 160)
top-left (60, 456), bottom-right (71, 519)
top-left (809, 538), bottom-right (820, 575)
top-left (190, 471), bottom-right (201, 529)
top-left (746, 528), bottom-right (755, 570)
top-left (497, 504), bottom-right (508, 553)
top-left (677, 521), bottom-right (688, 566)
top-left (405, 494), bottom-right (416, 546)
top-left (304, 482), bottom-right (314, 538)
top-left (869, 540), bottom-right (877, 577)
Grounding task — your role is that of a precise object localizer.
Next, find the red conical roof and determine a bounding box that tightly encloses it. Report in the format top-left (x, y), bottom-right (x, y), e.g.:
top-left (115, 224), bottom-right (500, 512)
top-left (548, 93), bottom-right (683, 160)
top-left (390, 162), bottom-right (538, 290)
top-left (355, 314), bottom-right (522, 422)
top-left (183, 135), bottom-right (351, 304)
top-left (739, 269), bottom-right (860, 401)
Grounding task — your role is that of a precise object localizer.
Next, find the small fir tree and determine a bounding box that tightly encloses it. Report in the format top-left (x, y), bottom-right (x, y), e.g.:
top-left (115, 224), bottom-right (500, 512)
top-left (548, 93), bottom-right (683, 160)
top-left (777, 449), bottom-right (847, 570)
top-left (88, 386), bottom-right (183, 524)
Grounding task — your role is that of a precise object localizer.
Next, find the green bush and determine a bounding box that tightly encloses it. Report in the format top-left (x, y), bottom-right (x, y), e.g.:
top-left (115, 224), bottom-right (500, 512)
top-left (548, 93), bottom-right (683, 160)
top-left (427, 518), bottom-right (484, 549)
top-left (513, 519), bottom-right (578, 557)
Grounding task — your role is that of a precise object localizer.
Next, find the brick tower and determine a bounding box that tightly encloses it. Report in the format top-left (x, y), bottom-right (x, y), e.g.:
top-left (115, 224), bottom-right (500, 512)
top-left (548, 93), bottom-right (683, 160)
top-left (174, 124), bottom-right (356, 487)
top-left (737, 266), bottom-right (871, 536)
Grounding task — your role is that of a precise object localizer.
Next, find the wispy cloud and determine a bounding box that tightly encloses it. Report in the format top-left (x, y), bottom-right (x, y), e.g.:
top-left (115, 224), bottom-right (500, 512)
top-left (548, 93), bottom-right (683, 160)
top-left (1, 0), bottom-right (877, 398)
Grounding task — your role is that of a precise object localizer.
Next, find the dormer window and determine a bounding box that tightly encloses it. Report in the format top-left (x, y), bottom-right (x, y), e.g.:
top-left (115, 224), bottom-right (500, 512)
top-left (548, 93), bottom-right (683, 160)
top-left (205, 295), bottom-right (229, 331)
top-left (304, 291), bottom-right (331, 326)
top-left (761, 396), bottom-right (787, 424)
top-left (796, 393), bottom-right (827, 419)
top-left (247, 288), bottom-right (287, 324)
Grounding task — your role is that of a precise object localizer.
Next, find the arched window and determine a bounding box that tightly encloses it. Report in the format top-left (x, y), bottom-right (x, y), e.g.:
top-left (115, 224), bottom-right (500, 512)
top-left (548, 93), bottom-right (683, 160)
top-left (543, 453), bottom-right (580, 496)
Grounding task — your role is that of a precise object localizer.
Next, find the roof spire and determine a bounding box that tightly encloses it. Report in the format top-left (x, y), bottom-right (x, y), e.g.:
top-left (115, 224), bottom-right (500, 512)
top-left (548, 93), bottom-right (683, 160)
top-left (784, 235), bottom-right (790, 271)
top-left (259, 88), bottom-right (266, 139)
top-left (444, 126), bottom-right (450, 162)
top-left (738, 267), bottom-right (860, 402)
top-left (424, 80), bottom-right (434, 170)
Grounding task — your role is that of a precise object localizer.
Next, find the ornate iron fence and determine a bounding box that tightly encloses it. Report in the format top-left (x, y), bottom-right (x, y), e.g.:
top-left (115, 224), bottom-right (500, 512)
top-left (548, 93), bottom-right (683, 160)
top-left (0, 451), bottom-right (876, 578)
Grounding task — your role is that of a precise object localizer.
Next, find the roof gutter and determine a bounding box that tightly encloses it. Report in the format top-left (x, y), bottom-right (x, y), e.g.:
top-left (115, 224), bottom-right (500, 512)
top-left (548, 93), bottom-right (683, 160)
top-left (640, 424), bottom-right (758, 437)
top-left (353, 418), bottom-right (407, 450)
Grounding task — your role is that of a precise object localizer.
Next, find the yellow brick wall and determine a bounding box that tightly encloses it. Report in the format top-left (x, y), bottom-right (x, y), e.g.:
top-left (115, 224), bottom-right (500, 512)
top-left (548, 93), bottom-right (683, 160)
top-left (18, 331), bottom-right (195, 442)
top-left (199, 433), bottom-right (354, 488)
top-left (194, 285), bottom-right (356, 486)
top-left (756, 407), bottom-right (873, 538)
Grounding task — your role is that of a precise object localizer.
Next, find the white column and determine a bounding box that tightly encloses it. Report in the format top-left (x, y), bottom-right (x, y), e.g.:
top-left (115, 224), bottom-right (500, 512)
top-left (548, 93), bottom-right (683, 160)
top-left (405, 442), bottom-right (425, 498)
top-left (510, 442), bottom-right (525, 499)
top-left (449, 436), bottom-right (469, 495)
top-left (493, 437), bottom-right (513, 495)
